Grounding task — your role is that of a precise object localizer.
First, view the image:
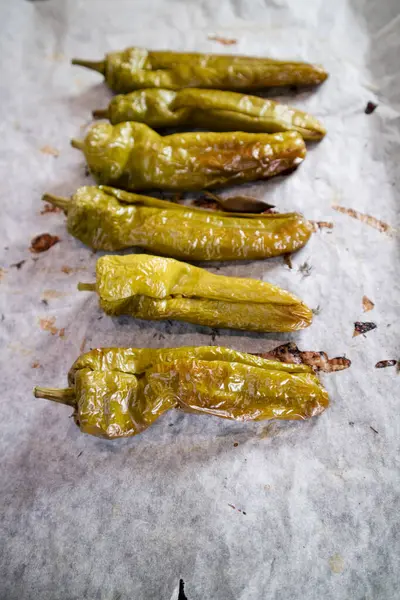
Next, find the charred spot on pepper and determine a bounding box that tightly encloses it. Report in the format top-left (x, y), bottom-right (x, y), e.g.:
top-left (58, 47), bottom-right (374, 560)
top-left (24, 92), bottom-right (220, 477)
top-left (255, 342), bottom-right (351, 373)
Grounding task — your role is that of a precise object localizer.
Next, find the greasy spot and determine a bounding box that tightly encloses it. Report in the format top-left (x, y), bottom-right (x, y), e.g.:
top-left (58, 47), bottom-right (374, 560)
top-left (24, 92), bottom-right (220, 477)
top-left (329, 553), bottom-right (344, 574)
top-left (332, 204), bottom-right (394, 235)
top-left (40, 145), bottom-right (59, 157)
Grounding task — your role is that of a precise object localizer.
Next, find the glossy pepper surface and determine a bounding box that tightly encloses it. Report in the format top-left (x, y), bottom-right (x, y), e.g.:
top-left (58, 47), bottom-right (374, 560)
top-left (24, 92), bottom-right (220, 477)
top-left (43, 186), bottom-right (313, 260)
top-left (72, 47), bottom-right (328, 93)
top-left (71, 122), bottom-right (306, 191)
top-left (34, 346), bottom-right (329, 439)
top-left (93, 88), bottom-right (326, 140)
top-left (78, 254), bottom-right (312, 332)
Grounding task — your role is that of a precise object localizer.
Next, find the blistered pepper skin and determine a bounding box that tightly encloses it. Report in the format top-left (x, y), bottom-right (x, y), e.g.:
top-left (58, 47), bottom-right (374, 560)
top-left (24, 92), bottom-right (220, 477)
top-left (80, 254), bottom-right (312, 332)
top-left (44, 186), bottom-right (313, 261)
top-left (72, 47), bottom-right (328, 93)
top-left (71, 122), bottom-right (306, 192)
top-left (34, 346), bottom-right (329, 439)
top-left (96, 88), bottom-right (325, 140)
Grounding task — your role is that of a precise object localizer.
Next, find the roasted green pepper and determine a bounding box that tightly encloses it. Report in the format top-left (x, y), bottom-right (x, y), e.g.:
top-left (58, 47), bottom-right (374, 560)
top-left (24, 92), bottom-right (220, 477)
top-left (93, 88), bottom-right (326, 140)
top-left (71, 122), bottom-right (306, 191)
top-left (72, 47), bottom-right (328, 93)
top-left (78, 254), bottom-right (312, 332)
top-left (34, 346), bottom-right (329, 439)
top-left (43, 186), bottom-right (313, 260)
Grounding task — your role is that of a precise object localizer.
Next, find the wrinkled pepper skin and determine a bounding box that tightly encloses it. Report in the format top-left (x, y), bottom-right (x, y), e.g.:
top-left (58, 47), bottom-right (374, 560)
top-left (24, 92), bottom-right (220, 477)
top-left (44, 186), bottom-right (313, 260)
top-left (34, 346), bottom-right (329, 439)
top-left (72, 47), bottom-right (328, 93)
top-left (71, 122), bottom-right (306, 191)
top-left (94, 88), bottom-right (326, 140)
top-left (79, 254), bottom-right (312, 332)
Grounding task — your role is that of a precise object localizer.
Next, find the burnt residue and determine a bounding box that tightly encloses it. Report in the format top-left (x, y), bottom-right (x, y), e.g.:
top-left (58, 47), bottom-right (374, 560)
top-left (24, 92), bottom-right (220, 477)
top-left (353, 322), bottom-right (377, 337)
top-left (30, 233), bottom-right (60, 253)
top-left (299, 261), bottom-right (312, 278)
top-left (211, 328), bottom-right (219, 343)
top-left (365, 101), bottom-right (378, 114)
top-left (255, 342), bottom-right (351, 372)
top-left (10, 260), bottom-right (26, 270)
top-left (178, 579), bottom-right (188, 600)
top-left (40, 203), bottom-right (62, 215)
top-left (283, 254), bottom-right (293, 269)
top-left (375, 360), bottom-right (397, 369)
top-left (228, 503), bottom-right (247, 515)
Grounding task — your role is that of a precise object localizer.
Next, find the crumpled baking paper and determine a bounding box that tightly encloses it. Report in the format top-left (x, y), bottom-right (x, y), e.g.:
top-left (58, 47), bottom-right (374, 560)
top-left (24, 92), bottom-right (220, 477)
top-left (0, 0), bottom-right (399, 599)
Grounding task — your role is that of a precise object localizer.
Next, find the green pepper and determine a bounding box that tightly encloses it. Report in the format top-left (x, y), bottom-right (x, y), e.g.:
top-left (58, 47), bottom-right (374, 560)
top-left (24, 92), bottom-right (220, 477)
top-left (78, 254), bottom-right (312, 332)
top-left (93, 88), bottom-right (326, 140)
top-left (43, 185), bottom-right (312, 260)
top-left (34, 346), bottom-right (329, 439)
top-left (72, 47), bottom-right (328, 93)
top-left (71, 122), bottom-right (306, 191)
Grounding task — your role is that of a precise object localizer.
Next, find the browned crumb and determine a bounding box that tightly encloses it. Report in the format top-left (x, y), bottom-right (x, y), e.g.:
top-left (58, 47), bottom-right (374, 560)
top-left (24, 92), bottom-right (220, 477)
top-left (30, 233), bottom-right (60, 253)
top-left (0, 268), bottom-right (7, 281)
top-left (362, 295), bottom-right (375, 312)
top-left (332, 204), bottom-right (394, 235)
top-left (255, 342), bottom-right (351, 373)
top-left (375, 360), bottom-right (397, 369)
top-left (208, 35), bottom-right (237, 45)
top-left (310, 220), bottom-right (334, 231)
top-left (39, 317), bottom-right (58, 335)
top-left (233, 442), bottom-right (239, 447)
top-left (40, 203), bottom-right (63, 215)
top-left (61, 265), bottom-right (72, 274)
top-left (31, 361), bottom-right (41, 369)
top-left (283, 254), bottom-right (293, 269)
top-left (10, 260), bottom-right (26, 270)
top-left (58, 328), bottom-right (65, 338)
top-left (353, 322), bottom-right (377, 337)
top-left (40, 145), bottom-right (59, 157)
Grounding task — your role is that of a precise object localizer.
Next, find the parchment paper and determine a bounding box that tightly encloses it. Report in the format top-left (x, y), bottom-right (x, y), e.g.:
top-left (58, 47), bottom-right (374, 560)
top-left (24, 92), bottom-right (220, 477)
top-left (0, 1), bottom-right (399, 599)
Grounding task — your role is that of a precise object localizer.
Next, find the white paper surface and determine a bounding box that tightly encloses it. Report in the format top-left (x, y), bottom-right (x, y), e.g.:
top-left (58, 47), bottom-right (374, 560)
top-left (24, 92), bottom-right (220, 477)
top-left (0, 1), bottom-right (399, 599)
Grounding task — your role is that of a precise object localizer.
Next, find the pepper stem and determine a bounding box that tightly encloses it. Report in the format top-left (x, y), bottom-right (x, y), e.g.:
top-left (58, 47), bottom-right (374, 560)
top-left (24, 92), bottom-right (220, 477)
top-left (71, 58), bottom-right (105, 75)
top-left (42, 193), bottom-right (70, 212)
top-left (92, 109), bottom-right (109, 119)
top-left (77, 282), bottom-right (96, 292)
top-left (34, 386), bottom-right (76, 407)
top-left (71, 138), bottom-right (84, 150)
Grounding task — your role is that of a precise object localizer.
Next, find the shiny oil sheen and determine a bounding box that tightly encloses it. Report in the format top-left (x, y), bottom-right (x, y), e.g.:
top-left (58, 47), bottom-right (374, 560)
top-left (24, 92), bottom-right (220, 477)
top-left (66, 346), bottom-right (329, 439)
top-left (92, 254), bottom-right (312, 332)
top-left (102, 88), bottom-right (325, 140)
top-left (75, 122), bottom-right (306, 191)
top-left (63, 185), bottom-right (313, 260)
top-left (101, 47), bottom-right (328, 92)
